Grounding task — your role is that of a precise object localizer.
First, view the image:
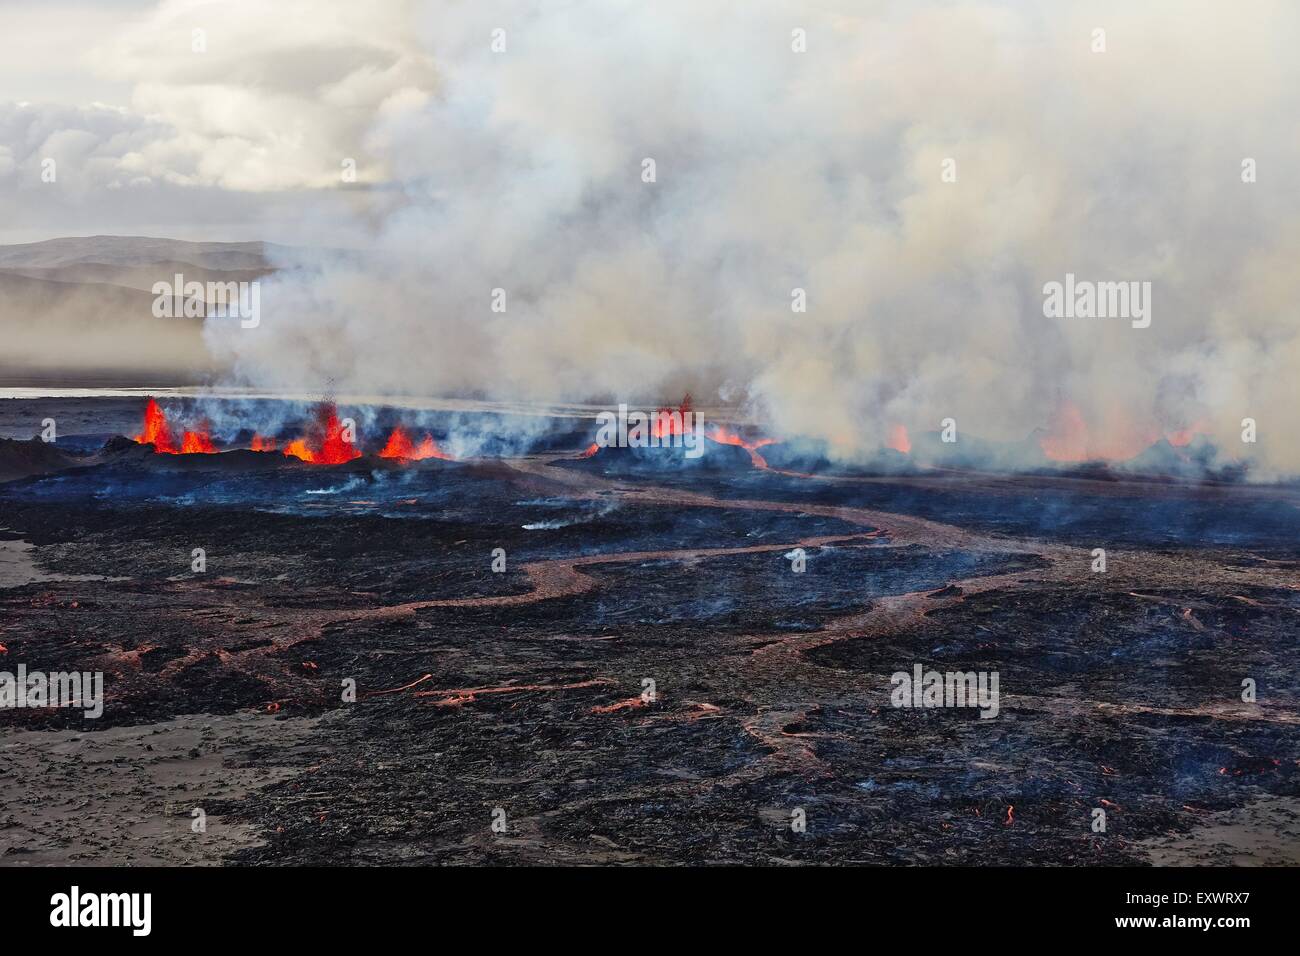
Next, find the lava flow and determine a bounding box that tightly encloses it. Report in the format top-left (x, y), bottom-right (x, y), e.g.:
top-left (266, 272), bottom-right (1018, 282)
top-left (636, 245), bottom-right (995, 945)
top-left (707, 425), bottom-right (776, 468)
top-left (378, 426), bottom-right (452, 461)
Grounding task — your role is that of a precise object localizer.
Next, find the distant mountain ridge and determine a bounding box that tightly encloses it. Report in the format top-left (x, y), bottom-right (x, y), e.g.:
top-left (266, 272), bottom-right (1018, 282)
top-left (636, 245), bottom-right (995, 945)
top-left (0, 262), bottom-right (269, 294)
top-left (0, 236), bottom-right (287, 387)
top-left (0, 235), bottom-right (289, 271)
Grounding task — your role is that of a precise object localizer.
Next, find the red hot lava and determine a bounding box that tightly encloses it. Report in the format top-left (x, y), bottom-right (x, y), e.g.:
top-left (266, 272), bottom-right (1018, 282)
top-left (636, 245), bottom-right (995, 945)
top-left (1038, 399), bottom-right (1183, 463)
top-left (282, 402), bottom-right (361, 464)
top-left (180, 430), bottom-right (216, 454)
top-left (132, 396), bottom-right (458, 464)
top-left (133, 398), bottom-right (216, 455)
top-left (707, 425), bottom-right (776, 469)
top-left (1166, 421), bottom-right (1207, 447)
top-left (378, 426), bottom-right (452, 461)
top-left (886, 424), bottom-right (911, 455)
top-left (579, 395), bottom-right (696, 458)
top-left (579, 393), bottom-right (781, 468)
top-left (134, 398), bottom-right (175, 452)
top-left (651, 394), bottom-right (692, 439)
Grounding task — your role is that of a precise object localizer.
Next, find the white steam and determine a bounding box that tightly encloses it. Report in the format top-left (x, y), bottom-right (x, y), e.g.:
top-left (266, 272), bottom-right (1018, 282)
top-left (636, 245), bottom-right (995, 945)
top-left (181, 1), bottom-right (1300, 475)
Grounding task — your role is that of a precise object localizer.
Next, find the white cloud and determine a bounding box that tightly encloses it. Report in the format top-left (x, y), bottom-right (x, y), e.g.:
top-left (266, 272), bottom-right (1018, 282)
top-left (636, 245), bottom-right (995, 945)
top-left (94, 0), bottom-right (437, 190)
top-left (1, 0), bottom-right (436, 196)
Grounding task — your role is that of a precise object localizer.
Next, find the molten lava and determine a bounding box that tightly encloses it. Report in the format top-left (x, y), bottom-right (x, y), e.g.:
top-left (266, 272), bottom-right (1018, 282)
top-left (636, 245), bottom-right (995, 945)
top-left (180, 429), bottom-right (216, 455)
top-left (378, 426), bottom-right (452, 461)
top-left (580, 395), bottom-right (698, 458)
top-left (134, 398), bottom-right (216, 454)
top-left (134, 398), bottom-right (177, 454)
top-left (651, 394), bottom-right (692, 439)
top-left (282, 402), bottom-right (362, 464)
top-left (1038, 402), bottom-right (1091, 462)
top-left (275, 408), bottom-right (455, 463)
top-left (249, 434), bottom-right (278, 452)
top-left (707, 425), bottom-right (776, 469)
top-left (1039, 400), bottom-right (1163, 462)
top-left (886, 424), bottom-right (911, 454)
top-left (1166, 422), bottom-right (1207, 447)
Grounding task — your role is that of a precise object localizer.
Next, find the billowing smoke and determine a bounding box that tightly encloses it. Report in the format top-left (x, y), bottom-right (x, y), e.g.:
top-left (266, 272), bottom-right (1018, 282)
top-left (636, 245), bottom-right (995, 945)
top-left (183, 1), bottom-right (1300, 475)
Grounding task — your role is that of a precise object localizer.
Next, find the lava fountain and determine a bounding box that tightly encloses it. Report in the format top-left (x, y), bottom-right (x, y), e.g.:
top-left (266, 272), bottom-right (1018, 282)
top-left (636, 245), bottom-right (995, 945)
top-left (378, 426), bottom-right (453, 461)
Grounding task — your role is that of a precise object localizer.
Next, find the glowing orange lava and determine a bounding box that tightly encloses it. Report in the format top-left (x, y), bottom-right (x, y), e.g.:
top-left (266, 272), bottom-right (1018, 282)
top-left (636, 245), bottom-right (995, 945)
top-left (282, 402), bottom-right (362, 464)
top-left (180, 429), bottom-right (216, 454)
top-left (134, 398), bottom-right (216, 454)
top-left (886, 424), bottom-right (911, 454)
top-left (1166, 421), bottom-right (1207, 447)
top-left (707, 425), bottom-right (777, 469)
top-left (1039, 402), bottom-right (1090, 462)
top-left (134, 398), bottom-right (177, 454)
top-left (1038, 400), bottom-right (1163, 462)
top-left (650, 394), bottom-right (693, 439)
top-left (378, 426), bottom-right (452, 461)
top-left (249, 434), bottom-right (278, 452)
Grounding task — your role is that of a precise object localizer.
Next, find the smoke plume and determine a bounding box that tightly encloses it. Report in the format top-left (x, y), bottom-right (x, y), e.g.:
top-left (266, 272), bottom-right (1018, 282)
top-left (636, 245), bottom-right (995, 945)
top-left (187, 1), bottom-right (1300, 475)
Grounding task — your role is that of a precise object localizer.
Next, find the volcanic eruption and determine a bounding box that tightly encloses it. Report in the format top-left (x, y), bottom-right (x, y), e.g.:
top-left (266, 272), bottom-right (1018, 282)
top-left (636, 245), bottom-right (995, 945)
top-left (133, 397), bottom-right (216, 455)
top-left (378, 426), bottom-right (452, 461)
top-left (129, 396), bottom-right (463, 464)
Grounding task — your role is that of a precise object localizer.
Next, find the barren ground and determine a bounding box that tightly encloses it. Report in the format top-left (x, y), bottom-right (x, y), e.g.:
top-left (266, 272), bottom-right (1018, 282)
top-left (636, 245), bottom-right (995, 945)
top-left (2, 407), bottom-right (1297, 865)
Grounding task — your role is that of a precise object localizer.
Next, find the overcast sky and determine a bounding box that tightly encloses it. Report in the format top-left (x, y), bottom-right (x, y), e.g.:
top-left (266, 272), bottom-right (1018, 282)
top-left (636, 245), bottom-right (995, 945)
top-left (1, 2), bottom-right (142, 105)
top-left (0, 0), bottom-right (433, 245)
